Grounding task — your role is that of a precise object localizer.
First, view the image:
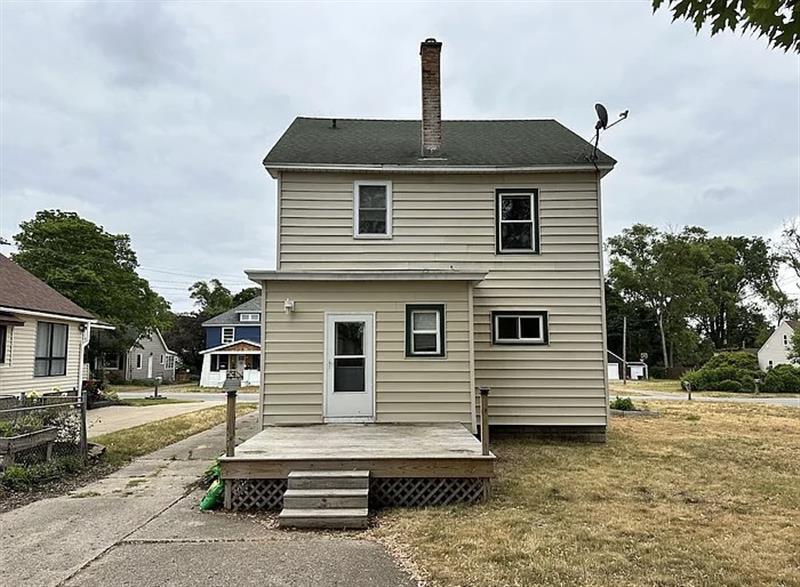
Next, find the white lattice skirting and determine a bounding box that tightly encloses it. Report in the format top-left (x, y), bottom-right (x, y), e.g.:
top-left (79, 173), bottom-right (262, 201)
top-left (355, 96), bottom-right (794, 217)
top-left (226, 477), bottom-right (490, 511)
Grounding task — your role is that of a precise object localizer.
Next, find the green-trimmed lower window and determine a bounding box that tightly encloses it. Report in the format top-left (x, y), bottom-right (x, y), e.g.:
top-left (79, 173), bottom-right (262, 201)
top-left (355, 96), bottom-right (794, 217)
top-left (405, 304), bottom-right (445, 357)
top-left (492, 310), bottom-right (548, 345)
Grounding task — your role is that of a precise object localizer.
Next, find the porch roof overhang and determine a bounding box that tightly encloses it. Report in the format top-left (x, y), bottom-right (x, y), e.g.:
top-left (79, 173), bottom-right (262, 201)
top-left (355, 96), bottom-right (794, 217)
top-left (200, 339), bottom-right (262, 355)
top-left (245, 270), bottom-right (488, 283)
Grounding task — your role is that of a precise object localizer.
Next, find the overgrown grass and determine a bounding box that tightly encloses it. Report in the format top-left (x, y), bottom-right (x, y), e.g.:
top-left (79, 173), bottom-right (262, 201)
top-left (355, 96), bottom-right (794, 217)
top-left (91, 404), bottom-right (255, 467)
top-left (375, 401), bottom-right (800, 586)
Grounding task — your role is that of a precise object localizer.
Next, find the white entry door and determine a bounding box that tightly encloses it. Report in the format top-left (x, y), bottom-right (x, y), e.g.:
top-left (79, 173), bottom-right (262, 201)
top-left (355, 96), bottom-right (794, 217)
top-left (324, 313), bottom-right (374, 421)
top-left (147, 354), bottom-right (153, 378)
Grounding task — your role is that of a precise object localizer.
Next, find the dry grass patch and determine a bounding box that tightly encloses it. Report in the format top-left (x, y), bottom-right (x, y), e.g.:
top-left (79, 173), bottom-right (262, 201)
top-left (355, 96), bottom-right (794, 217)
top-left (375, 401), bottom-right (800, 586)
top-left (92, 404), bottom-right (255, 466)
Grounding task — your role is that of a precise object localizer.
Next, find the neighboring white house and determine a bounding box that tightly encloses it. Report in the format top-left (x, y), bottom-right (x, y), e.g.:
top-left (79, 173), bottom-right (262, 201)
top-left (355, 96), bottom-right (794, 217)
top-left (607, 350), bottom-right (649, 381)
top-left (0, 253), bottom-right (98, 396)
top-left (757, 320), bottom-right (797, 371)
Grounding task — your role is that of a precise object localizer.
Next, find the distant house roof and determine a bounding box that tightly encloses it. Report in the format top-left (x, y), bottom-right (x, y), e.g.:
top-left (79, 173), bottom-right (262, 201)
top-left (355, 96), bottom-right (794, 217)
top-left (786, 320), bottom-right (799, 331)
top-left (202, 296), bottom-right (262, 327)
top-left (0, 254), bottom-right (94, 320)
top-left (263, 118), bottom-right (616, 172)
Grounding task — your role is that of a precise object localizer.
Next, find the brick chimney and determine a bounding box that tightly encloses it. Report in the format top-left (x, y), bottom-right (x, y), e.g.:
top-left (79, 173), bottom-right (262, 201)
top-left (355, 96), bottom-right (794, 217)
top-left (420, 38), bottom-right (443, 157)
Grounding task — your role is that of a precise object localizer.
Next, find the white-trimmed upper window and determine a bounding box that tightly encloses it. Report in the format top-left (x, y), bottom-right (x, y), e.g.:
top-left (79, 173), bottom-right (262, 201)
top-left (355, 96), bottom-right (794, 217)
top-left (492, 311), bottom-right (548, 345)
top-left (496, 189), bottom-right (539, 253)
top-left (784, 334), bottom-right (790, 347)
top-left (221, 327), bottom-right (235, 344)
top-left (354, 181), bottom-right (392, 238)
top-left (405, 304), bottom-right (445, 357)
top-left (159, 353), bottom-right (164, 365)
top-left (136, 353), bottom-right (143, 369)
top-left (239, 313), bottom-right (260, 322)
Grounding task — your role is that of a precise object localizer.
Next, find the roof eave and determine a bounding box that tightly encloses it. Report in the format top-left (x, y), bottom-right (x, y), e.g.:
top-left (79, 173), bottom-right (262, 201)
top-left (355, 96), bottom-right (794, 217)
top-left (245, 270), bottom-right (489, 282)
top-left (263, 161), bottom-right (615, 179)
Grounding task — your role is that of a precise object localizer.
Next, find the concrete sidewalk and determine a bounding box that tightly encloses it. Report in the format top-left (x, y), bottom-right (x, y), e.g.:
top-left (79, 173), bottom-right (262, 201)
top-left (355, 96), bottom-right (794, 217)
top-left (0, 412), bottom-right (416, 587)
top-left (87, 401), bottom-right (224, 436)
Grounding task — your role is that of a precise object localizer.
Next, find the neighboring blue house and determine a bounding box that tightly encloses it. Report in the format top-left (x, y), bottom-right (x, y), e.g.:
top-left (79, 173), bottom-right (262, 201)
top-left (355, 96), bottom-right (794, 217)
top-left (199, 296), bottom-right (262, 387)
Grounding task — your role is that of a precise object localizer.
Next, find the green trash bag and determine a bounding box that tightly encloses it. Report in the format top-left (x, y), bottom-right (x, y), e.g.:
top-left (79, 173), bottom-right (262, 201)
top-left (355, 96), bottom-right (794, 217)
top-left (200, 479), bottom-right (224, 511)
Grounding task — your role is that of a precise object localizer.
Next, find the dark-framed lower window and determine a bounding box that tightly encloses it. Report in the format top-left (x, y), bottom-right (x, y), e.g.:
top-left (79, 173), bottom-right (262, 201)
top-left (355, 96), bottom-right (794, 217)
top-left (0, 325), bottom-right (7, 364)
top-left (496, 188), bottom-right (540, 253)
top-left (492, 311), bottom-right (548, 345)
top-left (405, 304), bottom-right (445, 357)
top-left (34, 321), bottom-right (68, 377)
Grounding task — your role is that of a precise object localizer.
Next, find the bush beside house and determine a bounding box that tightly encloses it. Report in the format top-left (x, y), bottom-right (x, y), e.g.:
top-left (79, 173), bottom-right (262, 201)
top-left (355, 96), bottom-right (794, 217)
top-left (683, 352), bottom-right (761, 392)
top-left (761, 364), bottom-right (800, 393)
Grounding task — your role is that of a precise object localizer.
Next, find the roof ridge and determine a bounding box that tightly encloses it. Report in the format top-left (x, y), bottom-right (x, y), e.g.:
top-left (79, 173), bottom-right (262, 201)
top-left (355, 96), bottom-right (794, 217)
top-left (295, 116), bottom-right (559, 122)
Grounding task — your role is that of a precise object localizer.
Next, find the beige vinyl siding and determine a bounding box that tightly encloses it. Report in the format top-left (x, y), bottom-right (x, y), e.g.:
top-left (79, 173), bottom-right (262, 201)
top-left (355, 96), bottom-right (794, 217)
top-left (262, 280), bottom-right (472, 427)
top-left (0, 315), bottom-right (83, 396)
top-left (278, 172), bottom-right (607, 427)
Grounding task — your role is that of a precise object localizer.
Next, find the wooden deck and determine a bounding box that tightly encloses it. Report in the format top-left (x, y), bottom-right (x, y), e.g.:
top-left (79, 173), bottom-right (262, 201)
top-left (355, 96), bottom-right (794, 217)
top-left (219, 423), bottom-right (495, 510)
top-left (220, 423), bottom-right (495, 479)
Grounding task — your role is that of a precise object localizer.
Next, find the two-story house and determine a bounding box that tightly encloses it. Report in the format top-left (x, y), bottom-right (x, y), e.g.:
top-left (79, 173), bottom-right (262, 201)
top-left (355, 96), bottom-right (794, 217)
top-left (247, 39), bottom-right (615, 439)
top-left (199, 296), bottom-right (262, 387)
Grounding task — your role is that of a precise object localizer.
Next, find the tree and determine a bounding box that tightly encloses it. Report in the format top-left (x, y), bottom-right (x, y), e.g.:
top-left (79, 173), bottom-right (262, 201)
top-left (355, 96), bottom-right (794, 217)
top-left (162, 313), bottom-right (205, 374)
top-left (232, 287), bottom-right (261, 306)
top-left (12, 210), bottom-right (171, 348)
top-left (189, 279), bottom-right (234, 317)
top-left (607, 224), bottom-right (709, 368)
top-left (653, 0), bottom-right (800, 53)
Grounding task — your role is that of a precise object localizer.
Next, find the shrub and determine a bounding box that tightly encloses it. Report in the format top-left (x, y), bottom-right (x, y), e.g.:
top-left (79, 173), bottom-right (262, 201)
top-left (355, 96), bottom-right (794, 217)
top-left (0, 455), bottom-right (85, 490)
top-left (682, 352), bottom-right (762, 392)
top-left (716, 379), bottom-right (743, 392)
top-left (762, 364), bottom-right (800, 393)
top-left (610, 396), bottom-right (636, 411)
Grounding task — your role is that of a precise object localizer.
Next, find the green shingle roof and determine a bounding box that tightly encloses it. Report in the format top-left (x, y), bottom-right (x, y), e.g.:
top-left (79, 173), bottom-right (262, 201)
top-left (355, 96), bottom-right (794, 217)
top-left (263, 117), bottom-right (615, 169)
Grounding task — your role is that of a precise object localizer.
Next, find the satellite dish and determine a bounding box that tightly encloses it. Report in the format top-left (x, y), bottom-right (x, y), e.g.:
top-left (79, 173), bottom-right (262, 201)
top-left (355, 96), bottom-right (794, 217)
top-left (595, 103), bottom-right (609, 130)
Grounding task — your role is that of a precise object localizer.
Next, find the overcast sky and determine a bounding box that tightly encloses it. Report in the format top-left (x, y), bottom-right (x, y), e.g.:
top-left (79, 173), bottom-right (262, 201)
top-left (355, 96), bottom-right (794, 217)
top-left (1, 1), bottom-right (798, 312)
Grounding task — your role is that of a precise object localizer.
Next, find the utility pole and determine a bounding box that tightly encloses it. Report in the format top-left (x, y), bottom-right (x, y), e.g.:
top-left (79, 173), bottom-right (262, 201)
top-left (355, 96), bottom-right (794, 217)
top-left (622, 316), bottom-right (628, 386)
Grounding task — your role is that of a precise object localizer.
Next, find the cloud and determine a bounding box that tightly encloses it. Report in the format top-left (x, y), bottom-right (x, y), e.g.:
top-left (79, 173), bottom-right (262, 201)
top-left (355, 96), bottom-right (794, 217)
top-left (1, 1), bottom-right (797, 313)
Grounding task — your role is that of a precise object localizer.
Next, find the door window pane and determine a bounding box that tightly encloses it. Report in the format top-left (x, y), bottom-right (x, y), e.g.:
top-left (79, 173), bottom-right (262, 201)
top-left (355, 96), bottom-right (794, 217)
top-left (501, 223), bottom-right (533, 250)
top-left (335, 322), bottom-right (364, 356)
top-left (334, 357), bottom-right (365, 392)
top-left (497, 317), bottom-right (518, 340)
top-left (501, 195), bottom-right (531, 220)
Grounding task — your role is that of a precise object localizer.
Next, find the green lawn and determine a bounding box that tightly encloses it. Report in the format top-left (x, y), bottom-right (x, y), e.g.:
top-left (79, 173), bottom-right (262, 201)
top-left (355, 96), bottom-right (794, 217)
top-left (374, 401), bottom-right (800, 586)
top-left (611, 379), bottom-right (800, 398)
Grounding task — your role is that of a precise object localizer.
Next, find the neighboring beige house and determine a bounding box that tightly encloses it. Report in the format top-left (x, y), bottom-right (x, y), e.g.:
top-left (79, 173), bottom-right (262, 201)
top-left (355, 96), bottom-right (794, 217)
top-left (0, 254), bottom-right (97, 396)
top-left (757, 320), bottom-right (796, 370)
top-left (248, 39), bottom-right (615, 439)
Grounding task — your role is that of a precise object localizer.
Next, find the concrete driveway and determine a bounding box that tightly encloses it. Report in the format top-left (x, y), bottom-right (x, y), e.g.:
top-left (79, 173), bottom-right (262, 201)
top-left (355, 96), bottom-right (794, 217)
top-left (87, 401), bottom-right (224, 436)
top-left (0, 413), bottom-right (416, 587)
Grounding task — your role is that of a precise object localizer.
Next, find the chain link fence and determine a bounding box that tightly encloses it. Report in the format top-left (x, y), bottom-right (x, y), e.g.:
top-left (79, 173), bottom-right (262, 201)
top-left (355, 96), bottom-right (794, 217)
top-left (0, 389), bottom-right (87, 473)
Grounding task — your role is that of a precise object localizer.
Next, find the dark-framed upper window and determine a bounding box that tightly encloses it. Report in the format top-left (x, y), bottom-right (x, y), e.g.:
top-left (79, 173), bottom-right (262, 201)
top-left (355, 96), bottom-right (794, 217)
top-left (354, 180), bottom-right (392, 238)
top-left (34, 321), bottom-right (68, 377)
top-left (496, 189), bottom-right (539, 253)
top-left (405, 304), bottom-right (445, 357)
top-left (0, 325), bottom-right (7, 364)
top-left (492, 311), bottom-right (548, 345)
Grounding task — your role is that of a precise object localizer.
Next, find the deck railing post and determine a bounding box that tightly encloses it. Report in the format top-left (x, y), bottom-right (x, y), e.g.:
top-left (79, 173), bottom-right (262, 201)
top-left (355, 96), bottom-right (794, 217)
top-left (479, 386), bottom-right (490, 456)
top-left (225, 389), bottom-right (237, 457)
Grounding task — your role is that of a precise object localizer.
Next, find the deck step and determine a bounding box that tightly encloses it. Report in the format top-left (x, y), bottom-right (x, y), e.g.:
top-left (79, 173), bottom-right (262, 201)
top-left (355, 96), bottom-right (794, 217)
top-left (287, 470), bottom-right (370, 490)
top-left (283, 488), bottom-right (369, 509)
top-left (278, 507), bottom-right (369, 529)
